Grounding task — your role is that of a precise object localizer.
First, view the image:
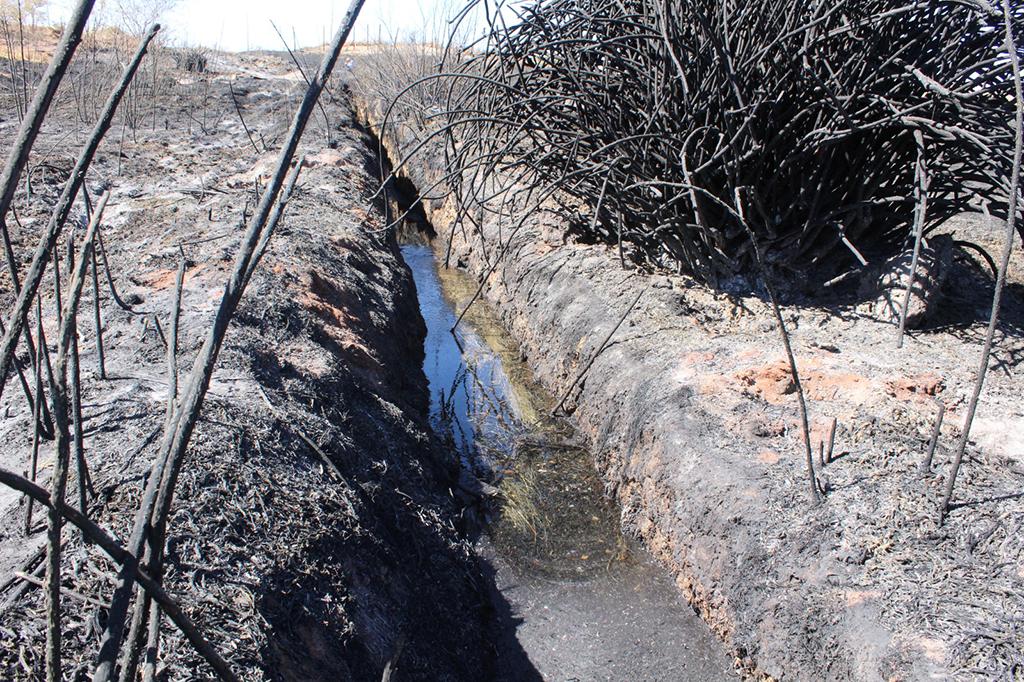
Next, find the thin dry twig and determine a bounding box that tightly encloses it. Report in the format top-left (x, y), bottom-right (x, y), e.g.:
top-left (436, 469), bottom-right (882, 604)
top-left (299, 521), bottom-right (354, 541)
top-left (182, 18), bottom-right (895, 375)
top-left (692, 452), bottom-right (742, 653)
top-left (939, 0), bottom-right (1023, 522)
top-left (229, 81), bottom-right (263, 155)
top-left (92, 6), bottom-right (365, 679)
top-left (552, 287), bottom-right (645, 416)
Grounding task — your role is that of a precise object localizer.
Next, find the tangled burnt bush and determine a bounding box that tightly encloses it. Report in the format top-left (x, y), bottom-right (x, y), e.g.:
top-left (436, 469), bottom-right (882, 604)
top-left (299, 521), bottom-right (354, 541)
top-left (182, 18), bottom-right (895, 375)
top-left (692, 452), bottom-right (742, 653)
top-left (423, 0), bottom-right (1022, 288)
top-left (174, 47), bottom-right (208, 73)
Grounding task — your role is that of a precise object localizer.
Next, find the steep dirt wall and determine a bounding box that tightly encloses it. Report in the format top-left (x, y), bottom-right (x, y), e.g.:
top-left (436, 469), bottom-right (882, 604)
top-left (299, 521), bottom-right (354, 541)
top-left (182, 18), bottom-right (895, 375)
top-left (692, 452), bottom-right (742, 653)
top-left (0, 60), bottom-right (489, 680)
top-left (435, 210), bottom-right (903, 680)
top-left (355, 91), bottom-right (1024, 681)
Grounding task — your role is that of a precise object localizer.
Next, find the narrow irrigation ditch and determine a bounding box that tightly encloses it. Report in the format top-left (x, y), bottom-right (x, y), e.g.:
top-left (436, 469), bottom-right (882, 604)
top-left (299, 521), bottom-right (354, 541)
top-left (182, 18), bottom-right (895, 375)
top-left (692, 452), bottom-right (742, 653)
top-left (352, 50), bottom-right (1024, 676)
top-left (358, 107), bottom-right (733, 676)
top-left (394, 198), bottom-right (734, 678)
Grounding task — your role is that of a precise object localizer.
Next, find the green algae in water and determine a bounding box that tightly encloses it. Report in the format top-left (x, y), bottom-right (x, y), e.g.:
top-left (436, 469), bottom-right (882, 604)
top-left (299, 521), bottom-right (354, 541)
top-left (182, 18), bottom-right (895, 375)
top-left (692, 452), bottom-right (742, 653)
top-left (403, 243), bottom-right (629, 580)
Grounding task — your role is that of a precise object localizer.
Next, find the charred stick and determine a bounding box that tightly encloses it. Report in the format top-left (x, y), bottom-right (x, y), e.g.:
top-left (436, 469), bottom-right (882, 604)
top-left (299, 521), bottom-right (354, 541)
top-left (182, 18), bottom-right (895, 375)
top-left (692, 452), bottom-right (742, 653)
top-left (60, 231), bottom-right (92, 512)
top-left (92, 6), bottom-right (365, 679)
top-left (44, 190), bottom-right (110, 682)
top-left (939, 0), bottom-right (1023, 523)
top-left (825, 417), bottom-right (837, 464)
top-left (117, 583), bottom-right (150, 682)
top-left (96, 226), bottom-right (139, 315)
top-left (896, 132), bottom-right (928, 348)
top-left (0, 0), bottom-right (95, 225)
top-left (90, 227), bottom-right (106, 378)
top-left (166, 252), bottom-right (185, 424)
top-left (14, 570), bottom-right (104, 607)
top-left (67, 247), bottom-right (93, 510)
top-left (141, 596), bottom-right (162, 682)
top-left (0, 25), bottom-right (159, 407)
top-left (738, 188), bottom-right (820, 504)
top-left (0, 546), bottom-right (46, 613)
top-left (921, 401), bottom-right (945, 475)
top-left (23, 297), bottom-right (44, 536)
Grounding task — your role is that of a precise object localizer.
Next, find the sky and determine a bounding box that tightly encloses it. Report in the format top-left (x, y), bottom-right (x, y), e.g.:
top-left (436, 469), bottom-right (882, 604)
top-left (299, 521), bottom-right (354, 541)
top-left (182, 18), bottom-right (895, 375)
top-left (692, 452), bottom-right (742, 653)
top-left (46, 0), bottom-right (465, 51)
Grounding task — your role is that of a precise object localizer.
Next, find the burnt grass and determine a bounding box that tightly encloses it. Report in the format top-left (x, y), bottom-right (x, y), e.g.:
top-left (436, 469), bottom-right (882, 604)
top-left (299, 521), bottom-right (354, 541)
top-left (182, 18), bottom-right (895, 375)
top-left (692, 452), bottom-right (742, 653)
top-left (0, 36), bottom-right (1022, 681)
top-left (0, 50), bottom-right (493, 679)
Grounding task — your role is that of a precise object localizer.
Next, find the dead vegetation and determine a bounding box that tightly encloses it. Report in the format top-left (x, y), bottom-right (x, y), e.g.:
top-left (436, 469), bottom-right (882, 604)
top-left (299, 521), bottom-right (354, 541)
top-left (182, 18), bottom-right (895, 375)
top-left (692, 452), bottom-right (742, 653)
top-left (351, 0), bottom-right (1024, 677)
top-left (408, 0), bottom-right (1021, 284)
top-left (0, 0), bottom-right (460, 679)
top-left (378, 0), bottom-right (1023, 518)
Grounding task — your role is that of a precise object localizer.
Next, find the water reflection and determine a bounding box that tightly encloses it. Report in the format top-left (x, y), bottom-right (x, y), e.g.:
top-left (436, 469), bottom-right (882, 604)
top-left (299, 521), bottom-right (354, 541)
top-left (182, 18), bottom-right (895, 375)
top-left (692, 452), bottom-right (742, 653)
top-left (402, 245), bottom-right (524, 469)
top-left (402, 244), bottom-right (625, 578)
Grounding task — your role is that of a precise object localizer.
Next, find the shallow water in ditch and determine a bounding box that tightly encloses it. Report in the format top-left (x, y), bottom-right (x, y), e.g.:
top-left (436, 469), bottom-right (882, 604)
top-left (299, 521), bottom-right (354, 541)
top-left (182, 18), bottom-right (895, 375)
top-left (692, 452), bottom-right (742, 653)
top-left (404, 243), bottom-right (625, 578)
top-left (402, 243), bottom-right (735, 680)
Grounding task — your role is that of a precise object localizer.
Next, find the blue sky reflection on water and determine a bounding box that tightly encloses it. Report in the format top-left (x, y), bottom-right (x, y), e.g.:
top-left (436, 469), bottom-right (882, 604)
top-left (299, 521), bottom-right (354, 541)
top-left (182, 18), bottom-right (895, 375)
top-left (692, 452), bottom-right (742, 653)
top-left (402, 244), bottom-right (521, 464)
